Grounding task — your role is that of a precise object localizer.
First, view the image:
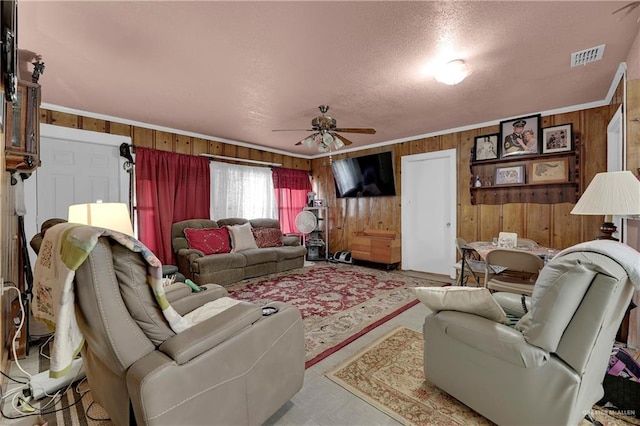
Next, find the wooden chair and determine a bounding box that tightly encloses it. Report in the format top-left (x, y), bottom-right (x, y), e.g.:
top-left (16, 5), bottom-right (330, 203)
top-left (484, 249), bottom-right (544, 296)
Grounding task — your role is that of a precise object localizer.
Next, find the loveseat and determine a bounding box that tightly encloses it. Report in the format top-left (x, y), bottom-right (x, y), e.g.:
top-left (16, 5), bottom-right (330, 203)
top-left (172, 218), bottom-right (306, 286)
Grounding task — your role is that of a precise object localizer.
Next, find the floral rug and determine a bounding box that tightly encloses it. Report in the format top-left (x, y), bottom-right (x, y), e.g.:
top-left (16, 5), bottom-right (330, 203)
top-left (226, 263), bottom-right (443, 368)
top-left (327, 327), bottom-right (639, 426)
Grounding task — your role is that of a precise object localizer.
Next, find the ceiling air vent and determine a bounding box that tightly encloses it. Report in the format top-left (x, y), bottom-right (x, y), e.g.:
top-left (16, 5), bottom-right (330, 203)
top-left (571, 45), bottom-right (605, 67)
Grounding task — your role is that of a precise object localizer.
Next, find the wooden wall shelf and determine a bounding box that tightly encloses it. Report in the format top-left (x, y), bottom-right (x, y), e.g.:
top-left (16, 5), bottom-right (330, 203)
top-left (470, 136), bottom-right (580, 205)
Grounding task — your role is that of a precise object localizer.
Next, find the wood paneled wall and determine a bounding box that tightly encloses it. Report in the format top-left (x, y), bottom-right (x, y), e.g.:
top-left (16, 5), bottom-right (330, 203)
top-left (39, 110), bottom-right (311, 171)
top-left (311, 105), bottom-right (620, 255)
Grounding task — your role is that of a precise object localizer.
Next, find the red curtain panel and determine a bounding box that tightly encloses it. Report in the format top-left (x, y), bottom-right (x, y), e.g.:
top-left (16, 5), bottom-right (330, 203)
top-left (135, 148), bottom-right (210, 264)
top-left (272, 168), bottom-right (312, 234)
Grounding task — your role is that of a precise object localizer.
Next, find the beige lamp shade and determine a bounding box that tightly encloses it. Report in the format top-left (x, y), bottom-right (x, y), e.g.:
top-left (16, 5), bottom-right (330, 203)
top-left (571, 171), bottom-right (640, 216)
top-left (68, 202), bottom-right (134, 236)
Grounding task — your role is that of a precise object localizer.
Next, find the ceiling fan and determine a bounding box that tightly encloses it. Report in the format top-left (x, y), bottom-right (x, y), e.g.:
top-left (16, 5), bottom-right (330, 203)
top-left (273, 105), bottom-right (376, 152)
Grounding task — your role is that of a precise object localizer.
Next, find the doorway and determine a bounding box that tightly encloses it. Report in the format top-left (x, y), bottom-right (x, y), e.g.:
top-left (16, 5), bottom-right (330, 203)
top-left (607, 104), bottom-right (625, 242)
top-left (401, 149), bottom-right (457, 277)
top-left (24, 124), bottom-right (131, 264)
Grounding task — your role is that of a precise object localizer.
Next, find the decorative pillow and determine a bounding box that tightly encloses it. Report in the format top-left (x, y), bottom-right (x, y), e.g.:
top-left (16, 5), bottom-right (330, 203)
top-left (252, 227), bottom-right (283, 248)
top-left (227, 222), bottom-right (258, 252)
top-left (184, 227), bottom-right (231, 255)
top-left (415, 286), bottom-right (510, 325)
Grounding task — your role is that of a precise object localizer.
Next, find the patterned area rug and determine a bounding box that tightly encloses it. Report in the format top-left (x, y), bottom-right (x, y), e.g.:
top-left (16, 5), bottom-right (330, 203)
top-left (227, 262), bottom-right (443, 368)
top-left (327, 327), bottom-right (639, 426)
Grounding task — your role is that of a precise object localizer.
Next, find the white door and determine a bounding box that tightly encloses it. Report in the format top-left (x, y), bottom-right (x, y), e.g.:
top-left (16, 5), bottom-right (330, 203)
top-left (607, 105), bottom-right (625, 241)
top-left (24, 124), bottom-right (131, 263)
top-left (401, 149), bottom-right (457, 277)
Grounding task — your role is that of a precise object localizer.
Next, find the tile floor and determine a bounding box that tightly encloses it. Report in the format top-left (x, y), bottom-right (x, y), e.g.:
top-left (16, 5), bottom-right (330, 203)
top-left (265, 302), bottom-right (432, 426)
top-left (3, 303), bottom-right (432, 426)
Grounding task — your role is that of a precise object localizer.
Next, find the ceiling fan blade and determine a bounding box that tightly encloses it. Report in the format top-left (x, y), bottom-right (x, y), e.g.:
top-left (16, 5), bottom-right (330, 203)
top-left (272, 129), bottom-right (314, 132)
top-left (334, 133), bottom-right (354, 146)
top-left (333, 128), bottom-right (376, 134)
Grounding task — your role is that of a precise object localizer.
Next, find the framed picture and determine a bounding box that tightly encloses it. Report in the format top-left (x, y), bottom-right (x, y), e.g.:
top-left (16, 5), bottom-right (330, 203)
top-left (529, 158), bottom-right (569, 184)
top-left (541, 124), bottom-right (573, 154)
top-left (499, 114), bottom-right (541, 158)
top-left (473, 133), bottom-right (499, 162)
top-left (495, 165), bottom-right (525, 185)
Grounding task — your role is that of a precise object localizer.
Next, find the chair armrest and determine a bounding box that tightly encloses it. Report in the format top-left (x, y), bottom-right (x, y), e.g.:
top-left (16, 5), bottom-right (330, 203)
top-left (492, 292), bottom-right (531, 318)
top-left (178, 248), bottom-right (204, 258)
top-left (165, 284), bottom-right (229, 316)
top-left (159, 301), bottom-right (262, 364)
top-left (282, 234), bottom-right (302, 246)
top-left (427, 310), bottom-right (548, 368)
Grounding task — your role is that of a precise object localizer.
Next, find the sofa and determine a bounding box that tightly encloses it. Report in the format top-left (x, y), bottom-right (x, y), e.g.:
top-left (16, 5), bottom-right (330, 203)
top-left (172, 218), bottom-right (306, 286)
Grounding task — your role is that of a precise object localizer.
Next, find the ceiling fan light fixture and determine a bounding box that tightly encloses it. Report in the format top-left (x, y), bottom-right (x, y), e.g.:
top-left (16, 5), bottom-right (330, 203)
top-left (435, 59), bottom-right (471, 85)
top-left (333, 134), bottom-right (345, 149)
top-left (321, 132), bottom-right (333, 149)
top-left (302, 135), bottom-right (315, 147)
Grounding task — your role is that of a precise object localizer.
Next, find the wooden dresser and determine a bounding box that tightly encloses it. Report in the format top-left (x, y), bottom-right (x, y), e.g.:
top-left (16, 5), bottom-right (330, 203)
top-left (351, 230), bottom-right (401, 266)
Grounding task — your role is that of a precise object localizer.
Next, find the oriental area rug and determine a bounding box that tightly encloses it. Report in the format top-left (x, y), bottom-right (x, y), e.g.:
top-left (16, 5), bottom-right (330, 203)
top-left (327, 327), bottom-right (639, 426)
top-left (227, 262), bottom-right (443, 368)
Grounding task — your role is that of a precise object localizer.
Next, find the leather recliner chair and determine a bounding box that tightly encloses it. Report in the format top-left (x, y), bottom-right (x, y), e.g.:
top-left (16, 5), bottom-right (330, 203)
top-left (73, 236), bottom-right (305, 425)
top-left (424, 245), bottom-right (637, 426)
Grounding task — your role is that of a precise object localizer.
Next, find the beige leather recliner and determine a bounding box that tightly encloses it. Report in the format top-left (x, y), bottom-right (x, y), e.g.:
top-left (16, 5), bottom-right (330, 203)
top-left (424, 247), bottom-right (636, 426)
top-left (74, 237), bottom-right (305, 426)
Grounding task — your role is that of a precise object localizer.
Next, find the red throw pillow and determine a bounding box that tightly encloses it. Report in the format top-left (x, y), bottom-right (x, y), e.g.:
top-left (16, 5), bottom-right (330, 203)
top-left (252, 227), bottom-right (283, 248)
top-left (184, 227), bottom-right (231, 255)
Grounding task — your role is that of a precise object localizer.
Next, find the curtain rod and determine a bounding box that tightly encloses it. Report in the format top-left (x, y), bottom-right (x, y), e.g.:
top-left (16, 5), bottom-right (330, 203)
top-left (198, 153), bottom-right (282, 167)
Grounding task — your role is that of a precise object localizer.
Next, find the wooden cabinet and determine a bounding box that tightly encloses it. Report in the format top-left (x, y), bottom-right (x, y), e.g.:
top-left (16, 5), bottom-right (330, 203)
top-left (470, 136), bottom-right (580, 205)
top-left (5, 80), bottom-right (41, 171)
top-left (352, 230), bottom-right (401, 266)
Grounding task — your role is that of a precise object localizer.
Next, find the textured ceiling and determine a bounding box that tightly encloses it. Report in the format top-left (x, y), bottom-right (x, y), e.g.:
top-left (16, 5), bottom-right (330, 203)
top-left (17, 1), bottom-right (640, 158)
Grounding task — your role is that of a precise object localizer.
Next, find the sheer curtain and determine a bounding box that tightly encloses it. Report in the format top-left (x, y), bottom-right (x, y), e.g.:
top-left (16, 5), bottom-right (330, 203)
top-left (136, 148), bottom-right (210, 264)
top-left (210, 162), bottom-right (277, 220)
top-left (272, 167), bottom-right (312, 234)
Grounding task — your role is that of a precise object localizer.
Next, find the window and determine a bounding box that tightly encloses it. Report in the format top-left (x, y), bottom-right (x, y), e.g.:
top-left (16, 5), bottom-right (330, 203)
top-left (210, 161), bottom-right (277, 220)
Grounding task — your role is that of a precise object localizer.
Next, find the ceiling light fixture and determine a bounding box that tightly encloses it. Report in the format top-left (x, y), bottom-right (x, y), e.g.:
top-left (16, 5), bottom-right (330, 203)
top-left (435, 59), bottom-right (471, 85)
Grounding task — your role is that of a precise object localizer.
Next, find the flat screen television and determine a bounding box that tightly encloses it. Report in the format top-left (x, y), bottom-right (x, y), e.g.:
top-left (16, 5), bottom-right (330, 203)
top-left (331, 151), bottom-right (396, 198)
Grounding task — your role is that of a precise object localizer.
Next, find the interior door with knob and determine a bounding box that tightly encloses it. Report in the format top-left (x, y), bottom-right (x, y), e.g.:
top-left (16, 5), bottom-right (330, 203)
top-left (401, 149), bottom-right (457, 277)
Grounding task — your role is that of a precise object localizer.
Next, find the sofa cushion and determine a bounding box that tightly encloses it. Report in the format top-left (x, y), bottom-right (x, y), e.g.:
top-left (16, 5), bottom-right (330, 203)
top-left (241, 248), bottom-right (278, 265)
top-left (252, 227), bottom-right (284, 248)
top-left (227, 222), bottom-right (258, 252)
top-left (184, 227), bottom-right (231, 255)
top-left (271, 245), bottom-right (307, 261)
top-left (111, 244), bottom-right (175, 345)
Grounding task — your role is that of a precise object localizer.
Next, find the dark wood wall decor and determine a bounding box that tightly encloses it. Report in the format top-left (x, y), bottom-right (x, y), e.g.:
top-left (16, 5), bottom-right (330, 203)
top-left (470, 137), bottom-right (580, 205)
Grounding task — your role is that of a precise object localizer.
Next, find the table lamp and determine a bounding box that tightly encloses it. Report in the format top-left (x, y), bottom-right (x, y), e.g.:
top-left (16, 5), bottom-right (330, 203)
top-left (68, 201), bottom-right (134, 236)
top-left (570, 170), bottom-right (640, 240)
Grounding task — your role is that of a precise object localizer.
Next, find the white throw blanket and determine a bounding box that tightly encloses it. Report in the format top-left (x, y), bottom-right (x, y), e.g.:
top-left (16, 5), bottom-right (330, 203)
top-left (32, 223), bottom-right (240, 378)
top-left (556, 239), bottom-right (640, 289)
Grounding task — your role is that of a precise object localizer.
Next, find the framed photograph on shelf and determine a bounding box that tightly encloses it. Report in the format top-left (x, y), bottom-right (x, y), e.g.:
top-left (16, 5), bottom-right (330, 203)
top-left (495, 165), bottom-right (525, 185)
top-left (529, 158), bottom-right (569, 184)
top-left (473, 133), bottom-right (499, 162)
top-left (541, 124), bottom-right (573, 154)
top-left (499, 114), bottom-right (541, 159)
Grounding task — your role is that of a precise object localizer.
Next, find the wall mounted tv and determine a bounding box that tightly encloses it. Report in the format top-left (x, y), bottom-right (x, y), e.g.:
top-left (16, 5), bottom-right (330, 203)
top-left (331, 151), bottom-right (396, 198)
